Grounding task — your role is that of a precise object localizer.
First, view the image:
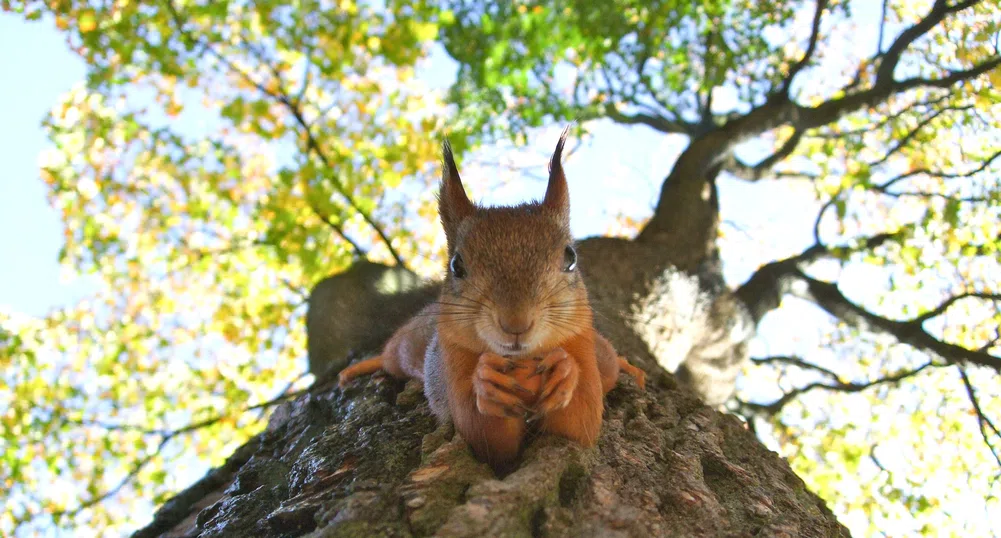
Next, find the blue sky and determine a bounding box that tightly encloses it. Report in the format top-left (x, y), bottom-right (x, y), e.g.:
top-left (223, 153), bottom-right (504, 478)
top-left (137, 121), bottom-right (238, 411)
top-left (0, 15), bottom-right (91, 316)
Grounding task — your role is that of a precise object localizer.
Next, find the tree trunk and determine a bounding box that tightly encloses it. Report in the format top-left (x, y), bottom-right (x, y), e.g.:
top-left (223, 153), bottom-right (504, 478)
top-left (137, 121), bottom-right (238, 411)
top-left (133, 236), bottom-right (848, 538)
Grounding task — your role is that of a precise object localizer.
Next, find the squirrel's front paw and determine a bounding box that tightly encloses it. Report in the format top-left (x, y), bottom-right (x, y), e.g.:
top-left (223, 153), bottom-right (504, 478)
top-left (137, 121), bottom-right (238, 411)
top-left (473, 352), bottom-right (535, 419)
top-left (532, 348), bottom-right (579, 417)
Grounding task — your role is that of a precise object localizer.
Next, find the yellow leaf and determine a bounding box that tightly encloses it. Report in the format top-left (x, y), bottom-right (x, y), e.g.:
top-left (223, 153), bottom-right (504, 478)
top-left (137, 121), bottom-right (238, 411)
top-left (79, 10), bottom-right (97, 33)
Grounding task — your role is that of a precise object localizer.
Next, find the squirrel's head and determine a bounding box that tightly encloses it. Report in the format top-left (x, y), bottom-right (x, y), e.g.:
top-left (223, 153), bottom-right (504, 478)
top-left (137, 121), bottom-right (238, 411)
top-left (437, 130), bottom-right (591, 357)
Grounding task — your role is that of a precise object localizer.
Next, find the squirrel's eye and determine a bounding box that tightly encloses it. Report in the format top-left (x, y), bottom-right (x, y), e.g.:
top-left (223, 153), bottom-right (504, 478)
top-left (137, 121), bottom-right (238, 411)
top-left (563, 245), bottom-right (577, 272)
top-left (450, 253), bottom-right (467, 279)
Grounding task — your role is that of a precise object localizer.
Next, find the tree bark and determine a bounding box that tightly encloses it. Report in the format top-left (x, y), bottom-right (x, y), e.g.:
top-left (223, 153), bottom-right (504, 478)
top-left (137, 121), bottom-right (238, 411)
top-left (134, 235), bottom-right (848, 538)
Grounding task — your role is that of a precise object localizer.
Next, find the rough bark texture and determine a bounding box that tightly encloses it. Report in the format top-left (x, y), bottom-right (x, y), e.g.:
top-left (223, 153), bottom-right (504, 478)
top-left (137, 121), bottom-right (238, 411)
top-left (134, 235), bottom-right (848, 538)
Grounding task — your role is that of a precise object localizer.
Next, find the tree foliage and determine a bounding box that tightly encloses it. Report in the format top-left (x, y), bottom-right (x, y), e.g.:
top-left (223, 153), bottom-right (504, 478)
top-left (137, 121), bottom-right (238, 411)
top-left (1, 0), bottom-right (999, 536)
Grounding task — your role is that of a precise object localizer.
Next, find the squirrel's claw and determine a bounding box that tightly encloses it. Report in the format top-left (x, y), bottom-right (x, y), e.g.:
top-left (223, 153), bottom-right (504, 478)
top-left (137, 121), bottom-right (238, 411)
top-left (474, 352), bottom-right (538, 418)
top-left (477, 395), bottom-right (531, 419)
top-left (534, 347), bottom-right (567, 374)
top-left (534, 348), bottom-right (579, 415)
top-left (477, 353), bottom-right (536, 397)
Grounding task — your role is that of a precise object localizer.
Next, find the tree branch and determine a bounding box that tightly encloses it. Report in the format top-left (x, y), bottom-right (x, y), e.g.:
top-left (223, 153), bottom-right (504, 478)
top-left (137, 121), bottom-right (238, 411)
top-left (605, 108), bottom-right (693, 135)
top-left (782, 0), bottom-right (829, 94)
top-left (866, 105), bottom-right (974, 168)
top-left (877, 0), bottom-right (889, 55)
top-left (877, 148), bottom-right (1001, 191)
top-left (744, 360), bottom-right (938, 415)
top-left (722, 128), bottom-right (805, 181)
top-left (738, 256), bottom-right (1001, 372)
top-left (913, 292), bottom-right (1001, 323)
top-left (789, 53), bottom-right (998, 140)
top-left (724, 2), bottom-right (990, 150)
top-left (956, 366), bottom-right (1001, 471)
top-left (639, 0), bottom-right (994, 246)
top-left (735, 233), bottom-right (896, 321)
top-left (162, 0), bottom-right (406, 267)
top-left (723, 100), bottom-right (975, 181)
top-left (894, 55), bottom-right (1001, 90)
top-left (751, 355), bottom-right (843, 383)
top-left (47, 386), bottom-right (306, 523)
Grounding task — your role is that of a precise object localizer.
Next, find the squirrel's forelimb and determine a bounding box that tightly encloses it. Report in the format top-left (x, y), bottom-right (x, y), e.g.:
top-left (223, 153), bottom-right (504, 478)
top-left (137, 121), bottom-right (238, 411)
top-left (532, 333), bottom-right (604, 448)
top-left (442, 346), bottom-right (529, 469)
top-left (336, 304), bottom-right (434, 387)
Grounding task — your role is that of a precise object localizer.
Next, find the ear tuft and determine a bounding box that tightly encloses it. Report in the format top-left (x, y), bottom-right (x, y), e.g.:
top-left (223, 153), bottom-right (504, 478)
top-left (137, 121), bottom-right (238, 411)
top-left (439, 139), bottom-right (474, 248)
top-left (543, 126), bottom-right (571, 216)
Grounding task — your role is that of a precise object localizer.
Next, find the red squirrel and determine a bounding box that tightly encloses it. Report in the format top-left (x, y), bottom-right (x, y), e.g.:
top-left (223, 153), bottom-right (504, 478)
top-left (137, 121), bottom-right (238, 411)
top-left (338, 131), bottom-right (646, 470)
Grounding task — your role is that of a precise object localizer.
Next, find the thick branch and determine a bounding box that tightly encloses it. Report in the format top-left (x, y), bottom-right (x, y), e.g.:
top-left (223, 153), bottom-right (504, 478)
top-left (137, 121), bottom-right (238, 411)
top-left (801, 54), bottom-right (1000, 134)
top-left (737, 256), bottom-right (1001, 372)
top-left (640, 0), bottom-right (994, 245)
top-left (874, 0), bottom-right (973, 83)
top-left (728, 2), bottom-right (991, 155)
top-left (893, 55), bottom-right (1001, 90)
top-left (735, 234), bottom-right (894, 321)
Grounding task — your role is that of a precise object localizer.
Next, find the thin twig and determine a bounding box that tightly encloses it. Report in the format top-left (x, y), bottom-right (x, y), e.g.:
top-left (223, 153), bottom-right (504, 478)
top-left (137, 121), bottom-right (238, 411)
top-left (956, 366), bottom-right (1001, 471)
top-left (161, 0), bottom-right (405, 265)
top-left (48, 386), bottom-right (308, 521)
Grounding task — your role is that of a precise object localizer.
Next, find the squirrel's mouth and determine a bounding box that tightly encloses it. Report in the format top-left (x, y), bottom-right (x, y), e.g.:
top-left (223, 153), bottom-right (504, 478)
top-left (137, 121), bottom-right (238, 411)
top-left (482, 332), bottom-right (542, 357)
top-left (480, 321), bottom-right (548, 357)
top-left (500, 342), bottom-right (526, 353)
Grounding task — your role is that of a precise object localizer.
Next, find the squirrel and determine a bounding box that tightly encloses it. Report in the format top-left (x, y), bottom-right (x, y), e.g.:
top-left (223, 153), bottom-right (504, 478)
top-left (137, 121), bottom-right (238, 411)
top-left (337, 131), bottom-right (646, 470)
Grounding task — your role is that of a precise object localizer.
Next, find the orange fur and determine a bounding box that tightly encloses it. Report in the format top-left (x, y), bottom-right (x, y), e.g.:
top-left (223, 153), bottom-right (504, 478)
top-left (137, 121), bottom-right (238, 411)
top-left (442, 345), bottom-right (528, 469)
top-left (337, 304), bottom-right (434, 387)
top-left (336, 133), bottom-right (648, 471)
top-left (337, 356), bottom-right (386, 387)
top-left (536, 330), bottom-right (604, 447)
top-left (617, 356), bottom-right (647, 390)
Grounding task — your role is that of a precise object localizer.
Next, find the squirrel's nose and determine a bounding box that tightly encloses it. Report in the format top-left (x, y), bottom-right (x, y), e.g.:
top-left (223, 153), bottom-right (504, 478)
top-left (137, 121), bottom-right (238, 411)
top-left (498, 314), bottom-right (534, 336)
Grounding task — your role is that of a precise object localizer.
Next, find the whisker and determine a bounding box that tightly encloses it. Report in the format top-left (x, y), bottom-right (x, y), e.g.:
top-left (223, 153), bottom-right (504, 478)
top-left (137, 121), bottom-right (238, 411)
top-left (544, 309), bottom-right (591, 316)
top-left (541, 279), bottom-right (573, 304)
top-left (456, 294), bottom-right (495, 311)
top-left (458, 280), bottom-right (497, 308)
top-left (430, 300), bottom-right (480, 310)
top-left (543, 306), bottom-right (590, 312)
top-left (547, 298), bottom-right (591, 307)
top-left (542, 310), bottom-right (593, 319)
top-left (544, 318), bottom-right (583, 336)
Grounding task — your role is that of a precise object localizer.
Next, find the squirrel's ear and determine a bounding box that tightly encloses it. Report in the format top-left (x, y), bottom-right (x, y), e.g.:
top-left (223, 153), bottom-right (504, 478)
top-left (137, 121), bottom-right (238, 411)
top-left (439, 140), bottom-right (474, 242)
top-left (543, 127), bottom-right (571, 217)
